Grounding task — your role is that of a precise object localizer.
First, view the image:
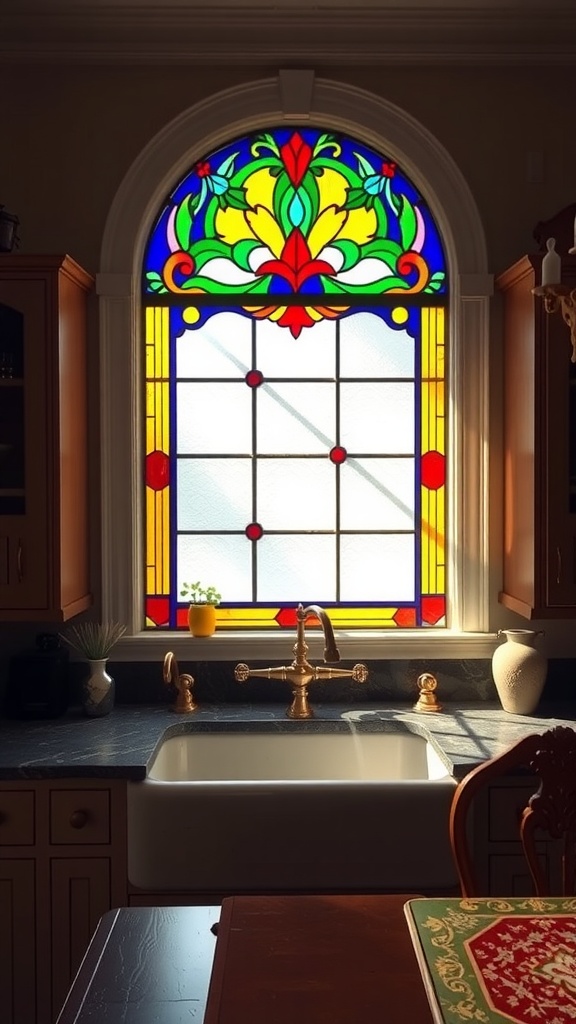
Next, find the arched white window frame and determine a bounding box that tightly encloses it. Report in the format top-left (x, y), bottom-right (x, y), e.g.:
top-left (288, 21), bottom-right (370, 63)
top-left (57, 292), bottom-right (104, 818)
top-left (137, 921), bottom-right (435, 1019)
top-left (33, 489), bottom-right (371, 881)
top-left (97, 72), bottom-right (493, 661)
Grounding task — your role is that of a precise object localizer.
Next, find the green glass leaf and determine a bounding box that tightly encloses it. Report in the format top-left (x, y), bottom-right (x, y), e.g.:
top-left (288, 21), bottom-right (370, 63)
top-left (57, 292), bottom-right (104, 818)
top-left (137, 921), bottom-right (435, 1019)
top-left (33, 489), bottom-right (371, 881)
top-left (362, 238), bottom-right (402, 261)
top-left (354, 151), bottom-right (376, 179)
top-left (398, 194), bottom-right (418, 251)
top-left (174, 196), bottom-right (194, 251)
top-left (221, 188), bottom-right (249, 211)
top-left (216, 151), bottom-right (239, 178)
top-left (190, 239), bottom-right (232, 271)
top-left (330, 239), bottom-right (361, 271)
top-left (232, 239), bottom-right (262, 271)
top-left (343, 188), bottom-right (369, 211)
top-left (426, 271), bottom-right (446, 293)
top-left (146, 270), bottom-right (163, 285)
top-left (252, 134), bottom-right (279, 158)
top-left (145, 273), bottom-right (168, 294)
top-left (313, 134), bottom-right (340, 158)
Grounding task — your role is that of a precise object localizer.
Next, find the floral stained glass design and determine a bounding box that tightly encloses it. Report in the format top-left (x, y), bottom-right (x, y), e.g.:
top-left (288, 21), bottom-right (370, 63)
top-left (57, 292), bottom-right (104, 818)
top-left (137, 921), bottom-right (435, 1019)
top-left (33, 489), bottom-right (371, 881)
top-left (142, 127), bottom-right (448, 630)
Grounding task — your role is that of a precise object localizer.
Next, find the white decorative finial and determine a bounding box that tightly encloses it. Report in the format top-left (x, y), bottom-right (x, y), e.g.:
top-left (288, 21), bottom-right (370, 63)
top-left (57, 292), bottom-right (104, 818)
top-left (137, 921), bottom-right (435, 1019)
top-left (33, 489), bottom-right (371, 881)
top-left (541, 237), bottom-right (561, 286)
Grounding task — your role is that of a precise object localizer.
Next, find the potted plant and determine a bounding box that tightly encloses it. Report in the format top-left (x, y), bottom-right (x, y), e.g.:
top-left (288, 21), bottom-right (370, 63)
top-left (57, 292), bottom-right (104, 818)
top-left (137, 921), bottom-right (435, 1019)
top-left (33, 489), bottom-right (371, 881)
top-left (181, 581), bottom-right (221, 637)
top-left (59, 621), bottom-right (126, 716)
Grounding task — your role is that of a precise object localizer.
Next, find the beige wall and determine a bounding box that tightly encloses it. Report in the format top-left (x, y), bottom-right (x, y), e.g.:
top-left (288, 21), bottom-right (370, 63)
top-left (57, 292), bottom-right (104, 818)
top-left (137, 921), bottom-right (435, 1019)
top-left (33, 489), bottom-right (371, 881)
top-left (1, 63), bottom-right (576, 654)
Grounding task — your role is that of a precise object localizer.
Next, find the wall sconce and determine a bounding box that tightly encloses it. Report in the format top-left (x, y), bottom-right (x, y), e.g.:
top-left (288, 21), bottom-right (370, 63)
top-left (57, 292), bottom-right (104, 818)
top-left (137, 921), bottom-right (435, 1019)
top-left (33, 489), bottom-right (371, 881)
top-left (532, 235), bottom-right (576, 362)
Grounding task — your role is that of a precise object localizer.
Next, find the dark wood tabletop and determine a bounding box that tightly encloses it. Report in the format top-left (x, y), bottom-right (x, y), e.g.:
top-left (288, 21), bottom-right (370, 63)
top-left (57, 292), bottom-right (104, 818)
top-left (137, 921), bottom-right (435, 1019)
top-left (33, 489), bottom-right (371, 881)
top-left (55, 905), bottom-right (220, 1024)
top-left (56, 895), bottom-right (434, 1024)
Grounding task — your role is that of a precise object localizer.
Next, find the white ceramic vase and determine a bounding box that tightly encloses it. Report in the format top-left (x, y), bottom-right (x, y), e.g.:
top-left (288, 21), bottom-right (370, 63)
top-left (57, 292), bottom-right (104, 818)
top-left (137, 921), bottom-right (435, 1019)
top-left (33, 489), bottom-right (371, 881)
top-left (82, 659), bottom-right (115, 717)
top-left (491, 629), bottom-right (547, 715)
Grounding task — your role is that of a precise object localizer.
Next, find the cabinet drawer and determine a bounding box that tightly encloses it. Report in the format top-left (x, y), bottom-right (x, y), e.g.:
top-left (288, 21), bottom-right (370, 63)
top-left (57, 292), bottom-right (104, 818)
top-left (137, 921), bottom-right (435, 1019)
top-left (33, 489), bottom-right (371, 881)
top-left (50, 789), bottom-right (110, 845)
top-left (0, 789), bottom-right (35, 845)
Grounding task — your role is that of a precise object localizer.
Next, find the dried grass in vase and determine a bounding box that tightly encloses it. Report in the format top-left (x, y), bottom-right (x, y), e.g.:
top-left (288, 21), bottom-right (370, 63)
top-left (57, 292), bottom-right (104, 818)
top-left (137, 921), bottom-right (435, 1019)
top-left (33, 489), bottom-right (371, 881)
top-left (59, 621), bottom-right (126, 661)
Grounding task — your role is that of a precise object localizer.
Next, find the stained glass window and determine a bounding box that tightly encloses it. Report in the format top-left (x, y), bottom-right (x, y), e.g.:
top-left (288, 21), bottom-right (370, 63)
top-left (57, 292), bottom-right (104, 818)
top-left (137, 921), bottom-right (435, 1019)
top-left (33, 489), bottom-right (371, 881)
top-left (142, 127), bottom-right (448, 630)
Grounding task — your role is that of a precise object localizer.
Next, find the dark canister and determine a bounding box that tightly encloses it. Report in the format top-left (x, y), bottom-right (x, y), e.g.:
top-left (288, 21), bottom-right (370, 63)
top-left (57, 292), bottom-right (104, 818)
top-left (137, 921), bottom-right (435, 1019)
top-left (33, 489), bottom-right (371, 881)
top-left (5, 633), bottom-right (70, 719)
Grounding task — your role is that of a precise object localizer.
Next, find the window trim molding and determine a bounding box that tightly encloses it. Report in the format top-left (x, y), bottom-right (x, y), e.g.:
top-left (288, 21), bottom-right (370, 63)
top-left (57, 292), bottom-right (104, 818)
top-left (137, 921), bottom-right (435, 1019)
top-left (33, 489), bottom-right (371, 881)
top-left (97, 72), bottom-right (494, 660)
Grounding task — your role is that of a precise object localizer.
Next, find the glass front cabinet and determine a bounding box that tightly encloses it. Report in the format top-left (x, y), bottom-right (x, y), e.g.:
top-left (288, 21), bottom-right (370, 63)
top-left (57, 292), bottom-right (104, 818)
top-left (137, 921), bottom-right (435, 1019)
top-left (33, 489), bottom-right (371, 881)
top-left (0, 255), bottom-right (93, 620)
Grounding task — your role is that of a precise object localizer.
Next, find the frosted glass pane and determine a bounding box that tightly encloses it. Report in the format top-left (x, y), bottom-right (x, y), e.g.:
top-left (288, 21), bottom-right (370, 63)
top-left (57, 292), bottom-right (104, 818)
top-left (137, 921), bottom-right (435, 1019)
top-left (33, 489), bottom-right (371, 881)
top-left (177, 458), bottom-right (251, 530)
top-left (255, 316), bottom-right (336, 379)
top-left (340, 458), bottom-right (414, 530)
top-left (177, 383), bottom-right (251, 453)
top-left (340, 382), bottom-right (414, 454)
top-left (257, 459), bottom-right (334, 529)
top-left (257, 383), bottom-right (334, 454)
top-left (340, 534), bottom-right (415, 602)
top-left (176, 312), bottom-right (251, 378)
top-left (178, 534), bottom-right (251, 602)
top-left (257, 535), bottom-right (336, 602)
top-left (340, 311), bottom-right (414, 378)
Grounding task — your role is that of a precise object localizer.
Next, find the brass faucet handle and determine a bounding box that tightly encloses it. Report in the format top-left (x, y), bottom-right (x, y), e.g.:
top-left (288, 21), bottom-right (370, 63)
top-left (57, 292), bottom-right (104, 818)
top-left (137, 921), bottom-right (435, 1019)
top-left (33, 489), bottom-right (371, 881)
top-left (352, 663), bottom-right (369, 683)
top-left (163, 651), bottom-right (198, 713)
top-left (235, 663), bottom-right (250, 682)
top-left (174, 672), bottom-right (198, 714)
top-left (414, 671), bottom-right (442, 713)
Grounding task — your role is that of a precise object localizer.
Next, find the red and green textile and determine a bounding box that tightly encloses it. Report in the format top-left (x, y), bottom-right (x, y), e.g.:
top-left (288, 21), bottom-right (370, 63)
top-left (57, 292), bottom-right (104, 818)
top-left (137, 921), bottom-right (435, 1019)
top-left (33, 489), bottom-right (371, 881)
top-left (405, 896), bottom-right (576, 1024)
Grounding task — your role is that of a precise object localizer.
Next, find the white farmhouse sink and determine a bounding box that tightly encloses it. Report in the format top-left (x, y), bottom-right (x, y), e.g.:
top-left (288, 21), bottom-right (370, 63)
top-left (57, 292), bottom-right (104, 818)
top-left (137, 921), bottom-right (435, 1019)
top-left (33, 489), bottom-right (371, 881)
top-left (147, 730), bottom-right (449, 782)
top-left (127, 725), bottom-right (457, 893)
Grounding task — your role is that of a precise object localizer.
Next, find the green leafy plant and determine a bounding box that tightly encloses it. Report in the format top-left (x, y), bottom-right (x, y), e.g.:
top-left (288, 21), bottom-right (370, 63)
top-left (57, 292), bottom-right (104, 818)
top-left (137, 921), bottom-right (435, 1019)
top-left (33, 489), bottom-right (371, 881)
top-left (180, 581), bottom-right (221, 606)
top-left (59, 621), bottom-right (127, 660)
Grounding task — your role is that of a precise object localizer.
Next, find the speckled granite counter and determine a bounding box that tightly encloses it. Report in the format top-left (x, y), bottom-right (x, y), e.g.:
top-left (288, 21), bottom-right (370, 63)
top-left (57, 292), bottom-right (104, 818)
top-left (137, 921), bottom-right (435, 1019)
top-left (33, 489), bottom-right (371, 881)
top-left (0, 701), bottom-right (575, 781)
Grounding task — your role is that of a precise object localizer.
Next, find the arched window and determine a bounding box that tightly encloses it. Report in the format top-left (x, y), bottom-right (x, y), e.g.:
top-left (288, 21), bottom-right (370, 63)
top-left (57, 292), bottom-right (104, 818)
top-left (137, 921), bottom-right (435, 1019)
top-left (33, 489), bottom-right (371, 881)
top-left (99, 75), bottom-right (491, 659)
top-left (142, 126), bottom-right (448, 631)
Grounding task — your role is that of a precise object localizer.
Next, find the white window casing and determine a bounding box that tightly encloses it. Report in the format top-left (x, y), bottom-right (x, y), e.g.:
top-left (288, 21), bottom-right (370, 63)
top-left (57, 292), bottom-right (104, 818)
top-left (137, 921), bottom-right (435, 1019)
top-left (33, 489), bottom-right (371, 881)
top-left (97, 73), bottom-right (493, 661)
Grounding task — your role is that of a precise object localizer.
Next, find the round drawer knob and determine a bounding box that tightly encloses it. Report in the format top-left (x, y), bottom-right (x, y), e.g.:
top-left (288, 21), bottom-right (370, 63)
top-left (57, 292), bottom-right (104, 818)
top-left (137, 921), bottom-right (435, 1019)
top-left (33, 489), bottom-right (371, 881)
top-left (69, 809), bottom-right (89, 829)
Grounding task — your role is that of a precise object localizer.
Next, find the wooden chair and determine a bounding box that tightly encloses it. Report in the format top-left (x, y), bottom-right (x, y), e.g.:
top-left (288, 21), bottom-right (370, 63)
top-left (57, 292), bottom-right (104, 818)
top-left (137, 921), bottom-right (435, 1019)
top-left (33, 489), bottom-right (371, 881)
top-left (449, 725), bottom-right (576, 897)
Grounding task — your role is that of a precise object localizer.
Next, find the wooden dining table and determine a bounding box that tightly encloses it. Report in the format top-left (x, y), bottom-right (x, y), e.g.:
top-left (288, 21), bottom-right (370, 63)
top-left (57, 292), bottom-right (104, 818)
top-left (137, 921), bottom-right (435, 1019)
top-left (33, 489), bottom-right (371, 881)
top-left (56, 894), bottom-right (435, 1023)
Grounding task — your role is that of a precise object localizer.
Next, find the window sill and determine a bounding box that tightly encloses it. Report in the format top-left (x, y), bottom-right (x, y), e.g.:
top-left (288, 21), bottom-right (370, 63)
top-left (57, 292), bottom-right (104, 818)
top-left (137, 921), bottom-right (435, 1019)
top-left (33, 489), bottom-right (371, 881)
top-left (112, 630), bottom-right (499, 662)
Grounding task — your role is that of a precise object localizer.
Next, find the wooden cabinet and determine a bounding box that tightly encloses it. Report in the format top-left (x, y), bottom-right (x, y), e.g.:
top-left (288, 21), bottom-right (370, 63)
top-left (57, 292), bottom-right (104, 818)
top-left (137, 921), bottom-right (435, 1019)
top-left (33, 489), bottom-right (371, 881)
top-left (470, 776), bottom-right (558, 896)
top-left (0, 255), bottom-right (93, 621)
top-left (496, 250), bottom-right (576, 617)
top-left (0, 780), bottom-right (127, 1024)
top-left (0, 859), bottom-right (37, 1024)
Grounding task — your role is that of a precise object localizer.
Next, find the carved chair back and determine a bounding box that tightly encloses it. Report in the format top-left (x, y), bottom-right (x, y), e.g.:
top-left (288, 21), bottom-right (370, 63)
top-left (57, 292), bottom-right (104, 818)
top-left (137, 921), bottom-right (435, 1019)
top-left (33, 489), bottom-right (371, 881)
top-left (449, 725), bottom-right (576, 897)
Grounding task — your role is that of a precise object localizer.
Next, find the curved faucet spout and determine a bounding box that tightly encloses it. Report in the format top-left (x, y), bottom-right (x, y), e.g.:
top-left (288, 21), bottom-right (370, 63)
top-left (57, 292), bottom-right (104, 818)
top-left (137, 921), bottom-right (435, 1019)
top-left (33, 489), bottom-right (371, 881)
top-left (299, 604), bottom-right (340, 663)
top-left (163, 651), bottom-right (180, 686)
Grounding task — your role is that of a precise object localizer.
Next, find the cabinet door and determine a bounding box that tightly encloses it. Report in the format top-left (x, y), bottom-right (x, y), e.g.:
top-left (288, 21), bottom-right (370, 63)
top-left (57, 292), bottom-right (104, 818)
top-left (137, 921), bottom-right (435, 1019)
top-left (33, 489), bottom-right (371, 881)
top-left (0, 279), bottom-right (49, 610)
top-left (50, 858), bottom-right (112, 1022)
top-left (497, 251), bottom-right (576, 617)
top-left (0, 860), bottom-right (37, 1024)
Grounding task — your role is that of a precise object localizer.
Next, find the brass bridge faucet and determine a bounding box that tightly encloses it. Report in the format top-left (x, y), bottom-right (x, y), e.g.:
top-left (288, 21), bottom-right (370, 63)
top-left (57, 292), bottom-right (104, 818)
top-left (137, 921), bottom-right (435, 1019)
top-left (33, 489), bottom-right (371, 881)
top-left (234, 603), bottom-right (368, 719)
top-left (163, 651), bottom-right (197, 713)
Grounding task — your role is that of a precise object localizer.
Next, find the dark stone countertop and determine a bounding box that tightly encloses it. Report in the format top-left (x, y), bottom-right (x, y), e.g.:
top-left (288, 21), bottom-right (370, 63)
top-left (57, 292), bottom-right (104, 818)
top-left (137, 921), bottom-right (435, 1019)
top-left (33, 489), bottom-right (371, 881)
top-left (0, 701), bottom-right (575, 781)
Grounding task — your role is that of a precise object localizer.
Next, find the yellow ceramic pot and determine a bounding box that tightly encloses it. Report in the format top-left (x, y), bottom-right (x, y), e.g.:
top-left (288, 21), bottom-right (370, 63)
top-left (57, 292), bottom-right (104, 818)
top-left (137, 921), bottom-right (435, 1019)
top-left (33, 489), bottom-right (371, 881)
top-left (187, 603), bottom-right (217, 637)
